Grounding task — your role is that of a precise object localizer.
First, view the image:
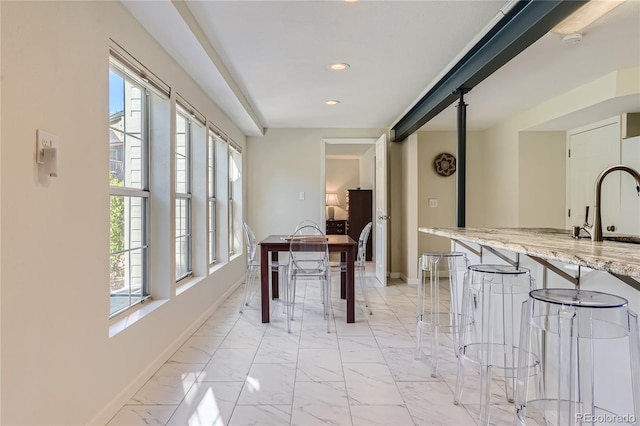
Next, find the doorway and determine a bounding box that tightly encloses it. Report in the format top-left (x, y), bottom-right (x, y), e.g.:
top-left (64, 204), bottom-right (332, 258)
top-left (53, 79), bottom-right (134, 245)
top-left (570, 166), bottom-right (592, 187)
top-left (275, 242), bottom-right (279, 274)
top-left (321, 137), bottom-right (385, 285)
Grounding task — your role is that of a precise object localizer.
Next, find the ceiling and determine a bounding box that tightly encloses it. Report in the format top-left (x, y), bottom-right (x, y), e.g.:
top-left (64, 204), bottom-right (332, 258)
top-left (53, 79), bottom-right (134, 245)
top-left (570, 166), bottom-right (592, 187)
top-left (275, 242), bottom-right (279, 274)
top-left (123, 0), bottom-right (640, 137)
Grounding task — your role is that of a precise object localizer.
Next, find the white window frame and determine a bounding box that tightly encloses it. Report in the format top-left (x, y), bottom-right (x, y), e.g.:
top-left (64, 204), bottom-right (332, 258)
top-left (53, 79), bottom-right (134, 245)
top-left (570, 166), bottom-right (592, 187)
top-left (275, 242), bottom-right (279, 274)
top-left (108, 58), bottom-right (151, 318)
top-left (228, 142), bottom-right (242, 256)
top-left (208, 129), bottom-right (218, 265)
top-left (175, 106), bottom-right (193, 281)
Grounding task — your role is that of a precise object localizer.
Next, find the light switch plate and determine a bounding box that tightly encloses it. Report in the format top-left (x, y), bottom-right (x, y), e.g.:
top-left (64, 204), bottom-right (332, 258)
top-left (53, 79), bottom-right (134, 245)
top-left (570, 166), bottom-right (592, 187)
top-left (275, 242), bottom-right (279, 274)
top-left (429, 198), bottom-right (438, 208)
top-left (36, 129), bottom-right (58, 164)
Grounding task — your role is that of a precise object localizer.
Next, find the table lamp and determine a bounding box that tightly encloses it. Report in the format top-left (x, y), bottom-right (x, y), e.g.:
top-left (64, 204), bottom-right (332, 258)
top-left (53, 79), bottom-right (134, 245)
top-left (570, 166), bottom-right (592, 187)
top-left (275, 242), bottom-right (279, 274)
top-left (326, 193), bottom-right (340, 220)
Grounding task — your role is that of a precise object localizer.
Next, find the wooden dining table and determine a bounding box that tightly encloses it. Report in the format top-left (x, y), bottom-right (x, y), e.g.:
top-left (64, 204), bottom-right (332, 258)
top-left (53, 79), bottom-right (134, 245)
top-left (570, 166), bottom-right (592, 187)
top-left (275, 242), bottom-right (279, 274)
top-left (259, 234), bottom-right (357, 323)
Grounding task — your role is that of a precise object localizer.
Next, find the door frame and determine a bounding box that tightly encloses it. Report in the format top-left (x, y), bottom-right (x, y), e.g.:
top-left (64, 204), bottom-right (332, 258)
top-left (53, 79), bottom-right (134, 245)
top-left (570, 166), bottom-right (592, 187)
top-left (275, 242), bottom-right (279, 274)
top-left (321, 138), bottom-right (377, 217)
top-left (321, 137), bottom-right (377, 257)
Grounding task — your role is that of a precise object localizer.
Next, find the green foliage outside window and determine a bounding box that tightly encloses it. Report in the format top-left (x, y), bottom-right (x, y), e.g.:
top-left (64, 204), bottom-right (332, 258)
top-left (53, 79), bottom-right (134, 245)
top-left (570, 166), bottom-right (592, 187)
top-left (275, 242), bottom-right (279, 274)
top-left (110, 173), bottom-right (124, 287)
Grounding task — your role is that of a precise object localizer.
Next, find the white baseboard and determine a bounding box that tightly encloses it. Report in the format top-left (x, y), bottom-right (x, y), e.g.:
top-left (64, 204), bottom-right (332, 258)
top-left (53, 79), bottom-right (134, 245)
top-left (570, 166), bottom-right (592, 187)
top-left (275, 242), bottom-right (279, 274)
top-left (397, 272), bottom-right (419, 285)
top-left (89, 278), bottom-right (244, 425)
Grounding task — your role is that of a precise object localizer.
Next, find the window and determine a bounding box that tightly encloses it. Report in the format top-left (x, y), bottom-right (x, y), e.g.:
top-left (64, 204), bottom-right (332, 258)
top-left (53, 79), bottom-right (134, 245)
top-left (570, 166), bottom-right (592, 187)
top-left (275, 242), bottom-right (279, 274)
top-left (228, 143), bottom-right (243, 255)
top-left (176, 107), bottom-right (192, 281)
top-left (109, 59), bottom-right (150, 317)
top-left (208, 130), bottom-right (218, 265)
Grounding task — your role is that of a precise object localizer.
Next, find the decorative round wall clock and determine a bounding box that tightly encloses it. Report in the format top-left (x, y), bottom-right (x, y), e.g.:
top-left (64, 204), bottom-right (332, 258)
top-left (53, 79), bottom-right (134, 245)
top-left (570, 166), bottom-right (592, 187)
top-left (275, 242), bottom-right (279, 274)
top-left (433, 152), bottom-right (456, 177)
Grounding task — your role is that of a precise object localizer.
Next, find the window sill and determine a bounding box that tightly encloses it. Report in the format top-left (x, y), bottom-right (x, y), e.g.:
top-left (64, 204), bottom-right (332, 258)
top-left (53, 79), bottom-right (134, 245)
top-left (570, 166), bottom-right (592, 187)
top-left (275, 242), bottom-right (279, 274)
top-left (208, 261), bottom-right (225, 275)
top-left (109, 298), bottom-right (168, 338)
top-left (176, 275), bottom-right (205, 297)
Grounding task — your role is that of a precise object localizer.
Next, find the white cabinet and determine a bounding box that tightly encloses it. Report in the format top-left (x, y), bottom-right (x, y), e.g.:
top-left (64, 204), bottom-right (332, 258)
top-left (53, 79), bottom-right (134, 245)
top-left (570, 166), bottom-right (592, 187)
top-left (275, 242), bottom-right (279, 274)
top-left (621, 135), bottom-right (640, 234)
top-left (566, 116), bottom-right (621, 231)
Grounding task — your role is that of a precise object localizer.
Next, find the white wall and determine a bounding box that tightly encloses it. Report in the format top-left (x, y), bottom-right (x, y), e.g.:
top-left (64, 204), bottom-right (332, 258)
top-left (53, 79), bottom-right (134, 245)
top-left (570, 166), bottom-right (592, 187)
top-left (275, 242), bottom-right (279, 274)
top-left (389, 138), bottom-right (404, 277)
top-left (480, 67), bottom-right (639, 227)
top-left (360, 146), bottom-right (375, 189)
top-left (417, 130), bottom-right (485, 257)
top-left (1, 2), bottom-right (246, 424)
top-left (480, 123), bottom-right (522, 227)
top-left (519, 131), bottom-right (566, 228)
top-left (0, 3), bottom-right (3, 422)
top-left (401, 134), bottom-right (419, 283)
top-left (414, 127), bottom-right (575, 233)
top-left (246, 128), bottom-right (386, 244)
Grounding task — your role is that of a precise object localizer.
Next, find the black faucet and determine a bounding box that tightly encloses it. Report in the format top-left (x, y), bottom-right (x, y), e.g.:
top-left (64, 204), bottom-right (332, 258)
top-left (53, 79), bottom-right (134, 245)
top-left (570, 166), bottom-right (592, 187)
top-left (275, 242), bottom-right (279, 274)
top-left (584, 165), bottom-right (640, 242)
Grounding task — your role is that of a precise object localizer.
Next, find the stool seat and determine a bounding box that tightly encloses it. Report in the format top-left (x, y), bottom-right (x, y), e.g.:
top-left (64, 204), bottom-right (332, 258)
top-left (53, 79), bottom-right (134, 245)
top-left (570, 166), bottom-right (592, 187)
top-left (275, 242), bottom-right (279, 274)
top-left (530, 287), bottom-right (627, 307)
top-left (515, 288), bottom-right (640, 426)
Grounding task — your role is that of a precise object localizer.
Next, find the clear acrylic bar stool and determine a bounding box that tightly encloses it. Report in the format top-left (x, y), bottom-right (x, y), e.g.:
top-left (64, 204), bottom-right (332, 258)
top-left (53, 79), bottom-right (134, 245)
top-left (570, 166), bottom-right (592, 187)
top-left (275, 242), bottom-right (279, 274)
top-left (455, 264), bottom-right (535, 426)
top-left (514, 288), bottom-right (640, 426)
top-left (415, 251), bottom-right (468, 377)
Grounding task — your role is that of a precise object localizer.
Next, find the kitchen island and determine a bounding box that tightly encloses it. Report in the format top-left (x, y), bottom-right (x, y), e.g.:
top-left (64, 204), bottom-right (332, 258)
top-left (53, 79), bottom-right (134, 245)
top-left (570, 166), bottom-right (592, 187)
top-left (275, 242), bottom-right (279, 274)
top-left (419, 227), bottom-right (640, 420)
top-left (418, 227), bottom-right (640, 293)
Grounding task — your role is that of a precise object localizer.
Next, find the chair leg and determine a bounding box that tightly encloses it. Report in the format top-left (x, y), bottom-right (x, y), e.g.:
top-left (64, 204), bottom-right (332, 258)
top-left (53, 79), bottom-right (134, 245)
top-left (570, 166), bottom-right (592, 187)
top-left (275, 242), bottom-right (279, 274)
top-left (239, 267), bottom-right (255, 313)
top-left (287, 275), bottom-right (294, 333)
top-left (325, 274), bottom-right (332, 333)
top-left (291, 275), bottom-right (298, 321)
top-left (357, 266), bottom-right (372, 315)
top-left (416, 259), bottom-right (425, 360)
top-left (280, 266), bottom-right (287, 314)
top-left (454, 356), bottom-right (465, 405)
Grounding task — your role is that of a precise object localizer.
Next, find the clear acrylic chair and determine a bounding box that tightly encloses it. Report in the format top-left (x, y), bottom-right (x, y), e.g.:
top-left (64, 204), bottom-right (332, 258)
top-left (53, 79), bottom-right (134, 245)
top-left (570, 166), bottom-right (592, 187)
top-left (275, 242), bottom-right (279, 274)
top-left (239, 222), bottom-right (287, 314)
top-left (330, 221), bottom-right (373, 315)
top-left (454, 264), bottom-right (535, 426)
top-left (287, 224), bottom-right (331, 333)
top-left (415, 251), bottom-right (468, 378)
top-left (295, 219), bottom-right (320, 233)
top-left (514, 288), bottom-right (640, 426)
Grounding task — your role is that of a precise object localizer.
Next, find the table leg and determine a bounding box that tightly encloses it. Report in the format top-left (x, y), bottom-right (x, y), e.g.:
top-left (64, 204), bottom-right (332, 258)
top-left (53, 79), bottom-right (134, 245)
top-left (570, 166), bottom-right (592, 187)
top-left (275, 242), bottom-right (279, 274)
top-left (261, 245), bottom-right (270, 323)
top-left (271, 252), bottom-right (279, 299)
top-left (346, 246), bottom-right (355, 323)
top-left (340, 251), bottom-right (347, 299)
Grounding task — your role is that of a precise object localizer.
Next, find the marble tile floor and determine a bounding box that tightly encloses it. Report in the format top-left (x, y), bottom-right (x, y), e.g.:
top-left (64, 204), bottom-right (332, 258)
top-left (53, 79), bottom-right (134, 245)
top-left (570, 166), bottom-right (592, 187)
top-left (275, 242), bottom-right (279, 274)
top-left (107, 267), bottom-right (516, 426)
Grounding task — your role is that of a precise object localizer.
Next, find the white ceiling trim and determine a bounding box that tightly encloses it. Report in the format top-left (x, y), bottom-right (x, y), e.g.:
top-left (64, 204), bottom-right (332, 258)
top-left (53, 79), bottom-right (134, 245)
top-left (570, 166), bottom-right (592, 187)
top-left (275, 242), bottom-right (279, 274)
top-left (121, 0), bottom-right (264, 136)
top-left (326, 155), bottom-right (365, 160)
top-left (322, 138), bottom-right (377, 145)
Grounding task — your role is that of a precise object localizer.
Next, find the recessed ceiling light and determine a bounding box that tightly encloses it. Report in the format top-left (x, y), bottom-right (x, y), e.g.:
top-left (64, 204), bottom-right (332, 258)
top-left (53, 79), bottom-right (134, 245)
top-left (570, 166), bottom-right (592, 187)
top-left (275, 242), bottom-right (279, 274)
top-left (329, 63), bottom-right (350, 71)
top-left (326, 100), bottom-right (340, 106)
top-left (344, 0), bottom-right (358, 2)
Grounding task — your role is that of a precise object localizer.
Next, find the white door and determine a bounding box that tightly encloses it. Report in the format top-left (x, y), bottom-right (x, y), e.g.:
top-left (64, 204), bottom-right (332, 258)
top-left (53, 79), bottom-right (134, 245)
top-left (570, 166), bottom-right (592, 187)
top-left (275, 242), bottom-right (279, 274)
top-left (567, 118), bottom-right (621, 232)
top-left (375, 134), bottom-right (388, 286)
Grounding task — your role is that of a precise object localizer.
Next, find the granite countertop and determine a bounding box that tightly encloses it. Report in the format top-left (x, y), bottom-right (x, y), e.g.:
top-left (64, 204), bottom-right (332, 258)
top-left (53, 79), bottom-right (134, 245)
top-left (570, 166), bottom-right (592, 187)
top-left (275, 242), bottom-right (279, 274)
top-left (418, 227), bottom-right (640, 278)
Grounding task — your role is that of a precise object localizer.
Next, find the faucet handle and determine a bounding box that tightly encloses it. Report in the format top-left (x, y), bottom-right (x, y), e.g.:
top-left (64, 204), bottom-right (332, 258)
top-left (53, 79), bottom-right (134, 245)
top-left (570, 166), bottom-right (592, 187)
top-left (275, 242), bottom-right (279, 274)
top-left (583, 205), bottom-right (591, 226)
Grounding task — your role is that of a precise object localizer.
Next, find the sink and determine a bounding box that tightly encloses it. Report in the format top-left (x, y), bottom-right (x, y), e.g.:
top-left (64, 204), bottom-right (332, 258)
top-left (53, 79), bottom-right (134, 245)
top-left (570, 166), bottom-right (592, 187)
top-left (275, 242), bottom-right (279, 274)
top-left (569, 231), bottom-right (640, 244)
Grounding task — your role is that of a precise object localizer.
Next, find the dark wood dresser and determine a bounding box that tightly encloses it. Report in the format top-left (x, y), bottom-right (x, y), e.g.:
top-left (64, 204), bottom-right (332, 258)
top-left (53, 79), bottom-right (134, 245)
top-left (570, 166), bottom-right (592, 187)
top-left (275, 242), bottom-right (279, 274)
top-left (326, 219), bottom-right (347, 235)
